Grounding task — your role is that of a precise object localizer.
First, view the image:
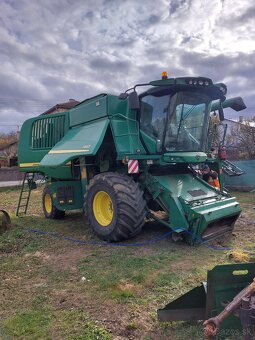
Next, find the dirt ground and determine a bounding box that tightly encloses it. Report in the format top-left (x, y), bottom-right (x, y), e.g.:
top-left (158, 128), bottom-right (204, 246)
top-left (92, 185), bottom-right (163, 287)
top-left (0, 187), bottom-right (255, 339)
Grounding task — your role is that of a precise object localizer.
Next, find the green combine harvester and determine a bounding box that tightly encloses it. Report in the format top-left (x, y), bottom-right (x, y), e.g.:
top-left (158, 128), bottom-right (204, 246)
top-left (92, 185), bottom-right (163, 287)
top-left (17, 72), bottom-right (246, 244)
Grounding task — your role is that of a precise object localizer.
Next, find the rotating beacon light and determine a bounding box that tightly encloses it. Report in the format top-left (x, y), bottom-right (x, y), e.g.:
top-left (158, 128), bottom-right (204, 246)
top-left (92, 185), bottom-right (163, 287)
top-left (161, 71), bottom-right (168, 79)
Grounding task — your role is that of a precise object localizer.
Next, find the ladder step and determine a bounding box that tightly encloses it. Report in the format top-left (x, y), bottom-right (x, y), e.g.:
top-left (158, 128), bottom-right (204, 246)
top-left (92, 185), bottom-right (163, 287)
top-left (16, 172), bottom-right (36, 216)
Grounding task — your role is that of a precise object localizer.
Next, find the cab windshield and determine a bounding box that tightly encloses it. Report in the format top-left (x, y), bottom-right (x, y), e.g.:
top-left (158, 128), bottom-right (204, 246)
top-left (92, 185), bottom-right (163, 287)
top-left (140, 91), bottom-right (212, 152)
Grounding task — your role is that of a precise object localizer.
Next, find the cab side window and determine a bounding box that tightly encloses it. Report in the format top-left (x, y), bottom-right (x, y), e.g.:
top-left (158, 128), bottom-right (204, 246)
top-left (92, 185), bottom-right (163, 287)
top-left (140, 95), bottom-right (169, 142)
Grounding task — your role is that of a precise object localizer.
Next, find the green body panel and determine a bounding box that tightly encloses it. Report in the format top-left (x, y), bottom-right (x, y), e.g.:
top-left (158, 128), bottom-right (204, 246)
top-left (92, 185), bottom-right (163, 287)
top-left (69, 94), bottom-right (107, 127)
top-left (110, 108), bottom-right (146, 156)
top-left (50, 181), bottom-right (83, 210)
top-left (158, 263), bottom-right (255, 332)
top-left (140, 131), bottom-right (157, 154)
top-left (143, 172), bottom-right (241, 242)
top-left (163, 152), bottom-right (207, 164)
top-left (40, 118), bottom-right (110, 167)
top-left (158, 284), bottom-right (207, 321)
top-left (18, 112), bottom-right (71, 177)
top-left (18, 94), bottom-right (146, 170)
top-left (41, 165), bottom-right (72, 179)
top-left (18, 112), bottom-right (69, 172)
top-left (206, 263), bottom-right (255, 330)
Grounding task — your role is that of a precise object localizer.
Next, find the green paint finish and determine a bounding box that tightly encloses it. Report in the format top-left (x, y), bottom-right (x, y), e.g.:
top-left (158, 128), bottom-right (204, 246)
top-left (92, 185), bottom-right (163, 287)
top-left (140, 131), bottom-right (157, 154)
top-left (107, 94), bottom-right (129, 116)
top-left (40, 119), bottom-right (110, 167)
top-left (158, 262), bottom-right (255, 332)
top-left (50, 180), bottom-right (83, 210)
top-left (69, 94), bottom-right (107, 127)
top-left (163, 152), bottom-right (207, 163)
top-left (17, 76), bottom-right (244, 244)
top-left (158, 284), bottom-right (207, 321)
top-left (206, 263), bottom-right (255, 330)
top-left (41, 166), bottom-right (72, 179)
top-left (144, 172), bottom-right (240, 243)
top-left (18, 112), bottom-right (71, 176)
top-left (108, 95), bottom-right (146, 156)
top-left (110, 119), bottom-right (144, 155)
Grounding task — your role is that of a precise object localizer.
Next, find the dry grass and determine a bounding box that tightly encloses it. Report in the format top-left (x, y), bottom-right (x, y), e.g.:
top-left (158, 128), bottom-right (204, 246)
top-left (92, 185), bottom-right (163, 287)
top-left (0, 186), bottom-right (255, 339)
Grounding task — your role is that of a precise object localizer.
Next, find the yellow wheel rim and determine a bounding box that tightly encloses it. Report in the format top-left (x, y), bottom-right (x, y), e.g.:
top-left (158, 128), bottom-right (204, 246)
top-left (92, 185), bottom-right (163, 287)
top-left (93, 191), bottom-right (113, 226)
top-left (44, 193), bottom-right (53, 214)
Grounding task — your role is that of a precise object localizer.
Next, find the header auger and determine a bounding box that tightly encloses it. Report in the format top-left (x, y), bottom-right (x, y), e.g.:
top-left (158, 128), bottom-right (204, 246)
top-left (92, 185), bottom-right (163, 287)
top-left (18, 72), bottom-right (246, 245)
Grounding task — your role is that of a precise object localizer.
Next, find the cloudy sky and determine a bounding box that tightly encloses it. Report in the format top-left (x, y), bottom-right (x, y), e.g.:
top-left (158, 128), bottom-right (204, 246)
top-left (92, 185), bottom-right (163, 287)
top-left (0, 0), bottom-right (255, 132)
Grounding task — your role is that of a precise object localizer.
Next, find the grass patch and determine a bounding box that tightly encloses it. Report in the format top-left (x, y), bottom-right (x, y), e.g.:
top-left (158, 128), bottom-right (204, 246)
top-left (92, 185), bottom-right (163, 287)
top-left (50, 310), bottom-right (111, 340)
top-left (2, 310), bottom-right (111, 340)
top-left (1, 186), bottom-right (255, 339)
top-left (2, 310), bottom-right (52, 338)
top-left (78, 249), bottom-right (182, 300)
top-left (0, 221), bottom-right (49, 254)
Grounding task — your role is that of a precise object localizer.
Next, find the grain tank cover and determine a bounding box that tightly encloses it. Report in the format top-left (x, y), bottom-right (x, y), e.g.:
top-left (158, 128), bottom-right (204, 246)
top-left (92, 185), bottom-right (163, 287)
top-left (40, 119), bottom-right (109, 167)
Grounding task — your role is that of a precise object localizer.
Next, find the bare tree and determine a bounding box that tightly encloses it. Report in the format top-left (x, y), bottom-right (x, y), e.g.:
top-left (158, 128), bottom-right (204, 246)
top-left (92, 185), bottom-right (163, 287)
top-left (226, 118), bottom-right (255, 160)
top-left (0, 131), bottom-right (18, 148)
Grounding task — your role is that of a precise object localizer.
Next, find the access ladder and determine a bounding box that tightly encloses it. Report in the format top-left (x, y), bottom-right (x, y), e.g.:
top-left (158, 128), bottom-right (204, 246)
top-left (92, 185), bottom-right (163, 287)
top-left (16, 172), bottom-right (36, 216)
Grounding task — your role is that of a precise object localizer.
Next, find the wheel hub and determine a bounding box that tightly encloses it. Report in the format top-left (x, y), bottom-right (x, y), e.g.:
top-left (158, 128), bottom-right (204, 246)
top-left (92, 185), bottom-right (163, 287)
top-left (44, 193), bottom-right (53, 214)
top-left (93, 191), bottom-right (113, 226)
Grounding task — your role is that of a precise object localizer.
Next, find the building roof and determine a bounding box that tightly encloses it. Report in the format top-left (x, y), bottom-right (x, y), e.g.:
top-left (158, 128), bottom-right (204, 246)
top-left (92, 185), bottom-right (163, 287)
top-left (41, 99), bottom-right (80, 115)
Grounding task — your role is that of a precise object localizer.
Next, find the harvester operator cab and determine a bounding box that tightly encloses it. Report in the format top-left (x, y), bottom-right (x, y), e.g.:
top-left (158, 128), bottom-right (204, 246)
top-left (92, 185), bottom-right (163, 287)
top-left (137, 77), bottom-right (224, 155)
top-left (140, 90), bottom-right (212, 153)
top-left (123, 74), bottom-right (246, 160)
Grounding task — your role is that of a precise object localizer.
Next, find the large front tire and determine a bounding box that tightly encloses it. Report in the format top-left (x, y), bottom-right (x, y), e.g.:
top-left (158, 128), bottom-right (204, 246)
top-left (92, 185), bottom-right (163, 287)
top-left (84, 172), bottom-right (146, 242)
top-left (42, 186), bottom-right (65, 219)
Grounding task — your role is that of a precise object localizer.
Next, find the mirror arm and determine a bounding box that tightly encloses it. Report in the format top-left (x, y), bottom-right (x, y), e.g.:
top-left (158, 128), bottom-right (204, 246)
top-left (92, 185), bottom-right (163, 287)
top-left (218, 99), bottom-right (225, 121)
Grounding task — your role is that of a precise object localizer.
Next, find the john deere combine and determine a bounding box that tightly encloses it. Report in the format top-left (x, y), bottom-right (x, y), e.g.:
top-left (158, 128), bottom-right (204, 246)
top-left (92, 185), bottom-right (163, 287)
top-left (17, 73), bottom-right (246, 244)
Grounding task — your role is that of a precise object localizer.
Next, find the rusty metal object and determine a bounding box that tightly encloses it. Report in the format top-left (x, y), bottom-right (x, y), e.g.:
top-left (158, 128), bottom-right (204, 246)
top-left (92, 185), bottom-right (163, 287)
top-left (0, 210), bottom-right (11, 234)
top-left (240, 297), bottom-right (253, 340)
top-left (203, 278), bottom-right (255, 338)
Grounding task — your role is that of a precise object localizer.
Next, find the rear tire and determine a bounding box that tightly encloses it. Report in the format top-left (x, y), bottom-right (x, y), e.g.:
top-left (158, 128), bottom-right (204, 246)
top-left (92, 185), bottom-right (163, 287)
top-left (42, 186), bottom-right (65, 219)
top-left (84, 172), bottom-right (146, 242)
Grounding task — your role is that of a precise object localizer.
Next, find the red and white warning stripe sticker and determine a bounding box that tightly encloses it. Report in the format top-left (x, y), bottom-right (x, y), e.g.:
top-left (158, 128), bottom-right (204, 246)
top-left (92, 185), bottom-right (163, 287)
top-left (128, 160), bottom-right (139, 174)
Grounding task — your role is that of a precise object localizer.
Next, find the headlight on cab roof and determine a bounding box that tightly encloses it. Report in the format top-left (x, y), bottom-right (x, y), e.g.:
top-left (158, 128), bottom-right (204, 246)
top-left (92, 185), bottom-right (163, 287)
top-left (185, 77), bottom-right (212, 86)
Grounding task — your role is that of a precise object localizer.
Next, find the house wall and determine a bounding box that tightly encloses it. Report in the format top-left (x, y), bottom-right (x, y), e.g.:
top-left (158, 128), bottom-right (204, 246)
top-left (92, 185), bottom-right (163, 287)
top-left (0, 143), bottom-right (18, 158)
top-left (0, 142), bottom-right (18, 167)
top-left (0, 159), bottom-right (8, 167)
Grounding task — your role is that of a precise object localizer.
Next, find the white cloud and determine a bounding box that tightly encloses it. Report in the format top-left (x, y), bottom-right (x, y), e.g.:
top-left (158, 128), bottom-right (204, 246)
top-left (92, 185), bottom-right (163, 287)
top-left (0, 0), bottom-right (254, 131)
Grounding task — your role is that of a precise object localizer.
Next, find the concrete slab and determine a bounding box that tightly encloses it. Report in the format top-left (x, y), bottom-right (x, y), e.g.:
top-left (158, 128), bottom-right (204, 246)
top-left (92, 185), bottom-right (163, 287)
top-left (0, 181), bottom-right (23, 188)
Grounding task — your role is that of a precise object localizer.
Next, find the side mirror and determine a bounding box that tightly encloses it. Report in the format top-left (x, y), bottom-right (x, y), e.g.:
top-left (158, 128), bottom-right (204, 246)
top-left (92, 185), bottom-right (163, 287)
top-left (129, 91), bottom-right (140, 110)
top-left (228, 97), bottom-right (247, 111)
top-left (211, 97), bottom-right (247, 113)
